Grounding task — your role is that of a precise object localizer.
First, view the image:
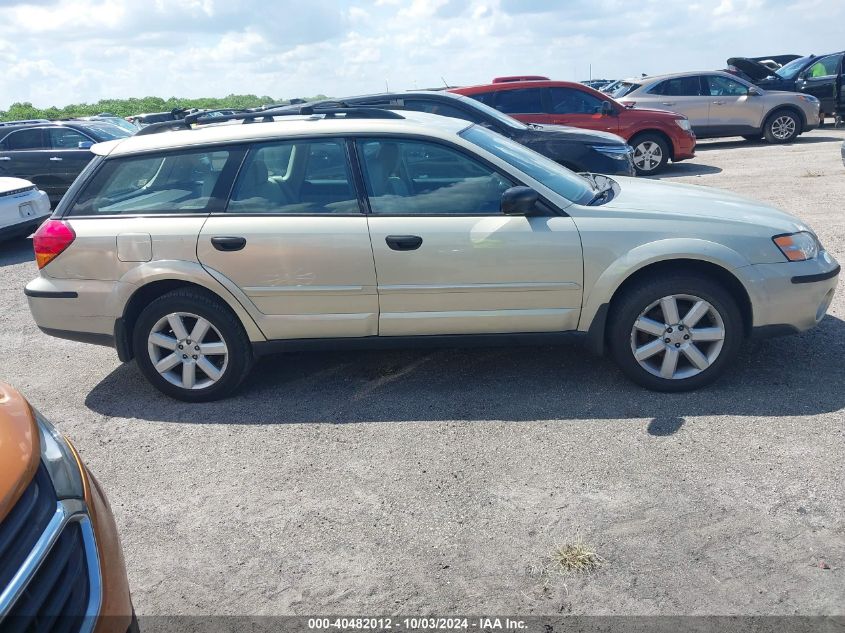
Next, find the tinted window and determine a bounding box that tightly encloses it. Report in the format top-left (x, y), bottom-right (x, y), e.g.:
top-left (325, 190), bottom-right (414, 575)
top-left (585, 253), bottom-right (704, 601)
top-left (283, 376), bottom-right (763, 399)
top-left (70, 148), bottom-right (239, 215)
top-left (494, 88), bottom-right (544, 114)
top-left (776, 56), bottom-right (813, 80)
top-left (229, 138), bottom-right (359, 214)
top-left (548, 87), bottom-right (604, 114)
top-left (48, 128), bottom-right (91, 149)
top-left (649, 77), bottom-right (703, 96)
top-left (706, 75), bottom-right (749, 96)
top-left (805, 54), bottom-right (841, 78)
top-left (3, 129), bottom-right (45, 150)
top-left (358, 138), bottom-right (512, 215)
top-left (77, 122), bottom-right (132, 141)
top-left (471, 92), bottom-right (497, 107)
top-left (403, 100), bottom-right (477, 123)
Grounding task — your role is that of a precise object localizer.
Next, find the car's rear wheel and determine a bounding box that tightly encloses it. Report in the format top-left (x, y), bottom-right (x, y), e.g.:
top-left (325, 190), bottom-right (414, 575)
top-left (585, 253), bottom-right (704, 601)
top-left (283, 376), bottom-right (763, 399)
top-left (764, 110), bottom-right (801, 143)
top-left (133, 288), bottom-right (253, 402)
top-left (608, 274), bottom-right (743, 392)
top-left (630, 134), bottom-right (669, 175)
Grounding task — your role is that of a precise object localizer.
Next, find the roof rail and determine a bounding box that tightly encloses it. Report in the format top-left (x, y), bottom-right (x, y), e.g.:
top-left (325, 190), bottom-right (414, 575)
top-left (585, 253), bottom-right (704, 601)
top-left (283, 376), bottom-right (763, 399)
top-left (135, 105), bottom-right (404, 136)
top-left (492, 75), bottom-right (549, 83)
top-left (0, 119), bottom-right (51, 127)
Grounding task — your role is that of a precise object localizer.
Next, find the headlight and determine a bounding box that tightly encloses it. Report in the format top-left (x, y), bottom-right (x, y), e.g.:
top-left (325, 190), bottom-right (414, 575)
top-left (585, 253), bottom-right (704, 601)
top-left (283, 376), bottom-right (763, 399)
top-left (773, 231), bottom-right (820, 262)
top-left (36, 410), bottom-right (85, 499)
top-left (591, 144), bottom-right (632, 160)
top-left (674, 118), bottom-right (692, 131)
top-left (798, 94), bottom-right (819, 103)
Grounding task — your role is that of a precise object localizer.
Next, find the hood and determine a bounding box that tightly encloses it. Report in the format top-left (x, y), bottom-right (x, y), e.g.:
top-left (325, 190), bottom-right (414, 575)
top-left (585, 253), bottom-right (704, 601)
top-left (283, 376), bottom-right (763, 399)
top-left (0, 382), bottom-right (40, 523)
top-left (526, 123), bottom-right (626, 144)
top-left (0, 177), bottom-right (37, 194)
top-left (727, 57), bottom-right (776, 81)
top-left (603, 177), bottom-right (806, 233)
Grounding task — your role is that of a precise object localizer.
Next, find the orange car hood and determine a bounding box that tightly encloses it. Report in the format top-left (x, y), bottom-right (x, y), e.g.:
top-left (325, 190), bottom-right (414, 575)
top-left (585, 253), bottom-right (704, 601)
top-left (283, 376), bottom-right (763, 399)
top-left (0, 382), bottom-right (40, 523)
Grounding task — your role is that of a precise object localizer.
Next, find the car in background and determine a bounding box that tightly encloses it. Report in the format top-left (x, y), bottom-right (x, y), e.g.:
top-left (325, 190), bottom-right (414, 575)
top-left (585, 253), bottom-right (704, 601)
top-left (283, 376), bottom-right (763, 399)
top-left (450, 77), bottom-right (696, 175)
top-left (0, 177), bottom-right (50, 241)
top-left (582, 79), bottom-right (614, 90)
top-left (0, 120), bottom-right (132, 205)
top-left (78, 115), bottom-right (139, 135)
top-left (0, 381), bottom-right (135, 631)
top-left (610, 71), bottom-right (821, 143)
top-left (278, 91), bottom-right (636, 176)
top-left (727, 52), bottom-right (843, 121)
top-left (24, 107), bottom-right (839, 399)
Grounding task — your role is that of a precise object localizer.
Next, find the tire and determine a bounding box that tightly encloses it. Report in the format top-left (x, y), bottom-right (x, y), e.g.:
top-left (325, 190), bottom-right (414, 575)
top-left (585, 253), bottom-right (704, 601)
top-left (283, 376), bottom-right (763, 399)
top-left (763, 109), bottom-right (801, 143)
top-left (630, 133), bottom-right (670, 175)
top-left (133, 288), bottom-right (253, 402)
top-left (607, 273), bottom-right (743, 392)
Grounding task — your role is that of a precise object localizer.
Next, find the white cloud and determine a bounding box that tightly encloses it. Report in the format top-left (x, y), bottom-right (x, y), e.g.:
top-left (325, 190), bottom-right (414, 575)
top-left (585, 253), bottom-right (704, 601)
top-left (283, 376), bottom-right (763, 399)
top-left (0, 0), bottom-right (842, 108)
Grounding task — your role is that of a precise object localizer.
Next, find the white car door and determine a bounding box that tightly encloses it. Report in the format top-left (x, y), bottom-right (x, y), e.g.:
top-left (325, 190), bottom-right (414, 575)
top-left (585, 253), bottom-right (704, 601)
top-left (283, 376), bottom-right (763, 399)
top-left (356, 137), bottom-right (583, 337)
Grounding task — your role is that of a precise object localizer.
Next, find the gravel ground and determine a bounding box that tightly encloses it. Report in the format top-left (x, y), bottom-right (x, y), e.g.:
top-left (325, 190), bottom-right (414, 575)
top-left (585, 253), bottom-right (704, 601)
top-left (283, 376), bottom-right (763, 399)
top-left (1, 129), bottom-right (844, 617)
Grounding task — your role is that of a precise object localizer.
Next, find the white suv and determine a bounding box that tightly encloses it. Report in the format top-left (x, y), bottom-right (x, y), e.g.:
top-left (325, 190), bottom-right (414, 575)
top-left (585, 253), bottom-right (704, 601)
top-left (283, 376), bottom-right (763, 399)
top-left (25, 107), bottom-right (839, 401)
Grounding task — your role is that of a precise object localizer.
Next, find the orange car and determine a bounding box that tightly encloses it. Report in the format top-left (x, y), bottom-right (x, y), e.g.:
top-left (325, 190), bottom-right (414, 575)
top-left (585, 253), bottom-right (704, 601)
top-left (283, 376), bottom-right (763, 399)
top-left (0, 381), bottom-right (135, 632)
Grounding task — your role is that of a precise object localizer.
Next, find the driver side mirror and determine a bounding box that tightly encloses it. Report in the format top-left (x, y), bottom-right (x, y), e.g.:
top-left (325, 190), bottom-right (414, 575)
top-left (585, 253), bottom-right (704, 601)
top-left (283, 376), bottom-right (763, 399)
top-left (501, 186), bottom-right (539, 216)
top-left (601, 100), bottom-right (614, 115)
top-left (78, 141), bottom-right (94, 150)
top-left (747, 87), bottom-right (762, 96)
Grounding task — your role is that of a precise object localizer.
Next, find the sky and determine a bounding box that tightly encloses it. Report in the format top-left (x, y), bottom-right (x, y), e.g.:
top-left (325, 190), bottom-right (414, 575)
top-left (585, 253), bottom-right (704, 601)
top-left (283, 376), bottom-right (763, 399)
top-left (0, 0), bottom-right (842, 108)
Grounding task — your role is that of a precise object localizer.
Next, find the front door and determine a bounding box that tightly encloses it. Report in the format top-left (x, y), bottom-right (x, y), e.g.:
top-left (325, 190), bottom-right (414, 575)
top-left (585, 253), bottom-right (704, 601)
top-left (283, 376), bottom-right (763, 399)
top-left (356, 137), bottom-right (583, 337)
top-left (703, 75), bottom-right (764, 134)
top-left (0, 128), bottom-right (57, 200)
top-left (797, 53), bottom-right (843, 115)
top-left (197, 137), bottom-right (379, 340)
top-left (45, 127), bottom-right (97, 194)
top-left (545, 86), bottom-right (620, 134)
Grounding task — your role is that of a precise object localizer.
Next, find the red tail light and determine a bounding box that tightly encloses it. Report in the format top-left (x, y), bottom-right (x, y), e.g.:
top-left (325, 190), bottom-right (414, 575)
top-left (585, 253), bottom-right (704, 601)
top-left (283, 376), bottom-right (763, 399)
top-left (33, 220), bottom-right (75, 269)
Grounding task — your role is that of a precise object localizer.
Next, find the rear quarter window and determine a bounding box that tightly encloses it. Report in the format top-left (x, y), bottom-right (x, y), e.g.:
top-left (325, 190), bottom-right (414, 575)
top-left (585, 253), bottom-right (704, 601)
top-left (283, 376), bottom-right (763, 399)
top-left (68, 147), bottom-right (243, 216)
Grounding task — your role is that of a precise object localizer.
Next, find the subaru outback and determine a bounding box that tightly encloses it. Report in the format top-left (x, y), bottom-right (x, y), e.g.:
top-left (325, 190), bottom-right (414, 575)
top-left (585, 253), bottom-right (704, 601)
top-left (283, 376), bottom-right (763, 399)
top-left (24, 108), bottom-right (839, 401)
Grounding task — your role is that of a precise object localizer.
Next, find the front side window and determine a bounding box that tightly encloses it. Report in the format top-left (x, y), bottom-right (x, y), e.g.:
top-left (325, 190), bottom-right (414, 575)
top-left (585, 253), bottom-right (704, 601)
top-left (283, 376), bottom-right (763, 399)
top-left (357, 138), bottom-right (513, 215)
top-left (649, 76), bottom-right (703, 96)
top-left (549, 87), bottom-right (604, 114)
top-left (706, 75), bottom-right (750, 96)
top-left (228, 138), bottom-right (359, 214)
top-left (3, 129), bottom-right (45, 150)
top-left (48, 128), bottom-right (92, 149)
top-left (70, 148), bottom-right (239, 215)
top-left (805, 54), bottom-right (841, 78)
top-left (493, 88), bottom-right (544, 114)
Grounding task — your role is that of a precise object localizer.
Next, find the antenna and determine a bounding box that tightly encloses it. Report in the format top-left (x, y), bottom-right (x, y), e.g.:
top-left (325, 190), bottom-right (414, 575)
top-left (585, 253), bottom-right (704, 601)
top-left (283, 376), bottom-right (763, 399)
top-left (385, 80), bottom-right (389, 92)
top-left (441, 76), bottom-right (449, 88)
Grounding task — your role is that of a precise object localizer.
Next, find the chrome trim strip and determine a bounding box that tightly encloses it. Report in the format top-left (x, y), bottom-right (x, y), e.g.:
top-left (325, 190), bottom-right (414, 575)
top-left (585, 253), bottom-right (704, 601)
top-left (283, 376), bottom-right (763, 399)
top-left (0, 499), bottom-right (102, 626)
top-left (244, 285), bottom-right (371, 296)
top-left (378, 281), bottom-right (581, 294)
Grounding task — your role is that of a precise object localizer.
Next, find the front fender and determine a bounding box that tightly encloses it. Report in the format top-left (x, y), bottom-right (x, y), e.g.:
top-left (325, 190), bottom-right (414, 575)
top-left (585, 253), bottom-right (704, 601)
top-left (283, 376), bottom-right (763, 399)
top-left (113, 260), bottom-right (266, 342)
top-left (578, 238), bottom-right (752, 333)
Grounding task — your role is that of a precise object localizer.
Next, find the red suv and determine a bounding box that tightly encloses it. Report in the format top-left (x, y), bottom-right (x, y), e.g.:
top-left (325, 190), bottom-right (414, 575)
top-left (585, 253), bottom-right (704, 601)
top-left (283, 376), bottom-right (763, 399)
top-left (450, 77), bottom-right (696, 175)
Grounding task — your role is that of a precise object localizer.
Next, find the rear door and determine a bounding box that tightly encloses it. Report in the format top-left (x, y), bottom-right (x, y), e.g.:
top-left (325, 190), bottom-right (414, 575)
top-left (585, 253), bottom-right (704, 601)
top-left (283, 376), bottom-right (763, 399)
top-left (197, 137), bottom-right (379, 341)
top-left (489, 87), bottom-right (552, 125)
top-left (637, 76), bottom-right (710, 132)
top-left (796, 53), bottom-right (843, 114)
top-left (357, 137), bottom-right (583, 337)
top-left (703, 75), bottom-right (763, 133)
top-left (0, 128), bottom-right (55, 198)
top-left (545, 86), bottom-right (619, 133)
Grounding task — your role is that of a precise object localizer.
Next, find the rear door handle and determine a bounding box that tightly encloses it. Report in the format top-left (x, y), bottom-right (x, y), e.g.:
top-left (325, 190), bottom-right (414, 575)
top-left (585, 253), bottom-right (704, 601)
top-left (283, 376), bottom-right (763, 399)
top-left (385, 235), bottom-right (423, 251)
top-left (660, 101), bottom-right (676, 106)
top-left (712, 101), bottom-right (726, 105)
top-left (49, 157), bottom-right (63, 161)
top-left (210, 236), bottom-right (247, 252)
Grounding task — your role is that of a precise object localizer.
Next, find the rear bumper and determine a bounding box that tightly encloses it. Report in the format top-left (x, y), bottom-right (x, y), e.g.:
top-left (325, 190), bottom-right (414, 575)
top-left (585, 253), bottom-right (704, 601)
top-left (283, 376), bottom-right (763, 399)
top-left (25, 276), bottom-right (120, 343)
top-left (741, 251), bottom-right (839, 334)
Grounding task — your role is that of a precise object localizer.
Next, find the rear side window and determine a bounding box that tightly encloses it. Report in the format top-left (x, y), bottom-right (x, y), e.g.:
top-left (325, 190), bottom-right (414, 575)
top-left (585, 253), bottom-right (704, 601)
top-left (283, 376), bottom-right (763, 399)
top-left (493, 88), bottom-right (544, 114)
top-left (69, 148), bottom-right (242, 216)
top-left (548, 87), bottom-right (604, 114)
top-left (649, 77), bottom-right (703, 96)
top-left (3, 129), bottom-right (45, 150)
top-left (228, 138), bottom-right (359, 214)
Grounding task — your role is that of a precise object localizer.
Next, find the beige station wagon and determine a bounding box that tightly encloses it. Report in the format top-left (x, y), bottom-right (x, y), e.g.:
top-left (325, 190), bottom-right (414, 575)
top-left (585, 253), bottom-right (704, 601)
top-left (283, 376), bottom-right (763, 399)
top-left (24, 107), bottom-right (840, 401)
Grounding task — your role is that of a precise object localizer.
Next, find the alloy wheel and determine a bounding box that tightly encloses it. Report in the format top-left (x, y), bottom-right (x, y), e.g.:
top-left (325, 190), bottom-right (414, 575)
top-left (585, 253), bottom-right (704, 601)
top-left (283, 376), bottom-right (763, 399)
top-left (629, 294), bottom-right (726, 380)
top-left (633, 141), bottom-right (663, 171)
top-left (147, 312), bottom-right (229, 390)
top-left (771, 115), bottom-right (796, 140)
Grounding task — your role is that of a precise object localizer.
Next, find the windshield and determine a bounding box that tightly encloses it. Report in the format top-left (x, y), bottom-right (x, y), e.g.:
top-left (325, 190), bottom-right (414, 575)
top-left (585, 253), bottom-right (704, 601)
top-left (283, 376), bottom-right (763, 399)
top-left (460, 125), bottom-right (594, 205)
top-left (79, 122), bottom-right (133, 141)
top-left (454, 95), bottom-right (527, 131)
top-left (775, 56), bottom-right (813, 80)
top-left (609, 82), bottom-right (641, 99)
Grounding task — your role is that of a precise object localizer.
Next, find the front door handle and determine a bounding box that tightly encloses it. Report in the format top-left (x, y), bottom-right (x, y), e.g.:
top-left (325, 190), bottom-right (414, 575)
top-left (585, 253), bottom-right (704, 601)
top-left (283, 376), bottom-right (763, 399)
top-left (385, 235), bottom-right (423, 251)
top-left (712, 101), bottom-right (726, 105)
top-left (210, 236), bottom-right (247, 252)
top-left (660, 101), bottom-right (676, 106)
top-left (0, 157), bottom-right (11, 161)
top-left (49, 157), bottom-right (63, 161)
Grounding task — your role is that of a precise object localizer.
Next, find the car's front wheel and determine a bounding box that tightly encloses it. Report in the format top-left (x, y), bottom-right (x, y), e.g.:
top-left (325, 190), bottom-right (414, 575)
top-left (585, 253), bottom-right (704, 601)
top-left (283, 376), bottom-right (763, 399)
top-left (630, 133), bottom-right (670, 175)
top-left (764, 110), bottom-right (801, 143)
top-left (608, 274), bottom-right (743, 391)
top-left (133, 288), bottom-right (253, 401)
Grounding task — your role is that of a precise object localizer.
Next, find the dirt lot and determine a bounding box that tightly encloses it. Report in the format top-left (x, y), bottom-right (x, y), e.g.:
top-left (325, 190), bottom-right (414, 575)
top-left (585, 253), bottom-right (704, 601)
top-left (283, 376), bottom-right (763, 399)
top-left (1, 129), bottom-right (844, 617)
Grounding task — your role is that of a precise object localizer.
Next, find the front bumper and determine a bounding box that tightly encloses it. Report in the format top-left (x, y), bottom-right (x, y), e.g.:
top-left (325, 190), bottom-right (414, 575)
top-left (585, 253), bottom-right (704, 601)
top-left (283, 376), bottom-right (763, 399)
top-left (672, 131), bottom-right (696, 162)
top-left (741, 250), bottom-right (839, 335)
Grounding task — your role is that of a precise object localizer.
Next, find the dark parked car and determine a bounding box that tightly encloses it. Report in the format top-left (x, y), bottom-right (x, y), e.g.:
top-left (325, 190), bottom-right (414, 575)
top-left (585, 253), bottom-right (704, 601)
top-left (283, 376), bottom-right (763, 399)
top-left (727, 52), bottom-right (844, 121)
top-left (277, 92), bottom-right (636, 176)
top-left (0, 120), bottom-right (131, 204)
